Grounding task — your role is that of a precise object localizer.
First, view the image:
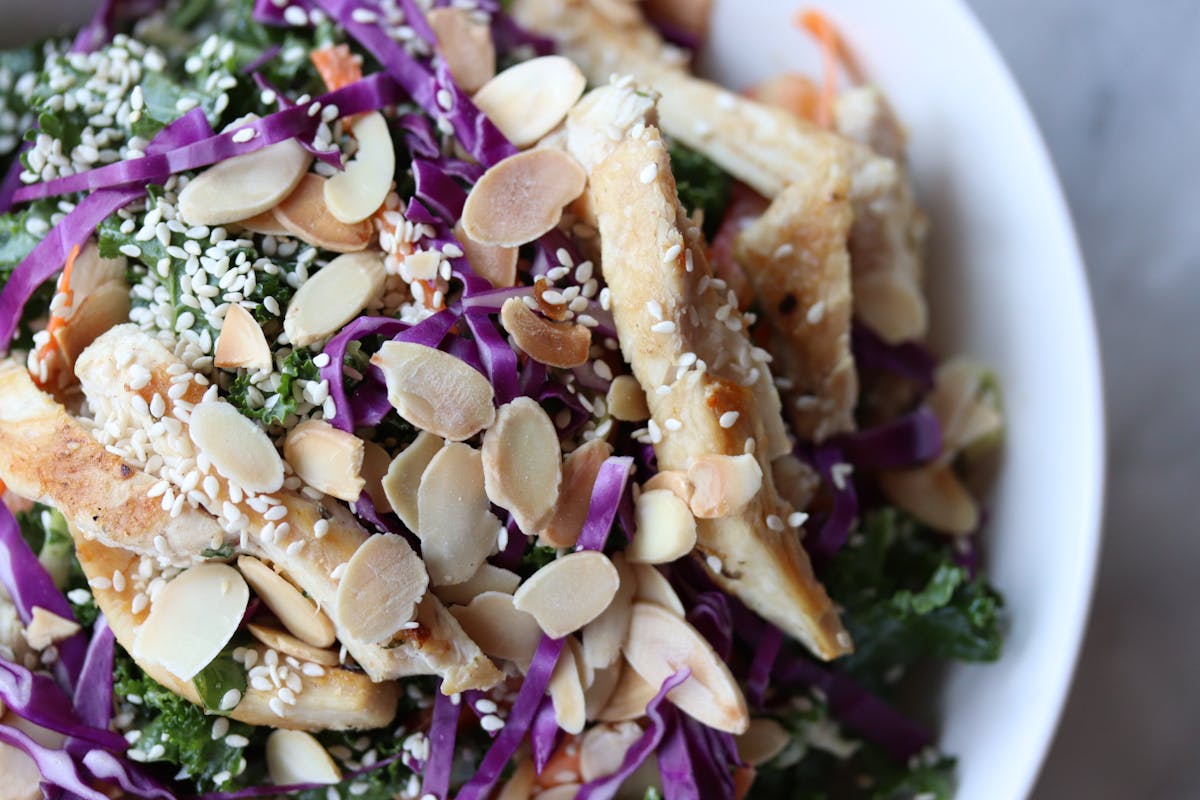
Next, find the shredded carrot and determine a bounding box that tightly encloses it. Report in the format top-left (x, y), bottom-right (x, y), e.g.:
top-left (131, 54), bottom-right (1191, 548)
top-left (796, 9), bottom-right (864, 129)
top-left (33, 243), bottom-right (81, 368)
top-left (311, 44), bottom-right (363, 93)
top-left (0, 479), bottom-right (7, 496)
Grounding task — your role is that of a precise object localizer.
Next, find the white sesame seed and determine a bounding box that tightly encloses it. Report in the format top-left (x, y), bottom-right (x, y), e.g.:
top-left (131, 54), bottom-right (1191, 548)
top-left (639, 163), bottom-right (658, 184)
top-left (646, 300), bottom-right (663, 320)
top-left (210, 717), bottom-right (230, 740)
top-left (718, 411), bottom-right (740, 428)
top-left (664, 418), bottom-right (682, 431)
top-left (766, 514), bottom-right (785, 532)
top-left (650, 320), bottom-right (676, 334)
top-left (219, 689), bottom-right (242, 710)
top-left (706, 555), bottom-right (723, 574)
top-left (806, 300), bottom-right (826, 325)
top-left (480, 714), bottom-right (505, 732)
top-left (788, 511), bottom-right (810, 528)
top-left (662, 243), bottom-right (681, 263)
top-left (225, 733), bottom-right (250, 748)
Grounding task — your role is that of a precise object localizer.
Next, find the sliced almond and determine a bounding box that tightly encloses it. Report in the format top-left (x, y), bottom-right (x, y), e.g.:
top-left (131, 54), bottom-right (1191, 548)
top-left (447, 591), bottom-right (542, 670)
top-left (428, 7), bottom-right (496, 93)
top-left (596, 659), bottom-right (658, 722)
top-left (235, 209), bottom-right (292, 236)
top-left (628, 489), bottom-right (697, 565)
top-left (403, 249), bottom-right (441, 281)
top-left (188, 400), bottom-right (284, 494)
top-left (324, 111), bottom-right (395, 224)
top-left (433, 564), bottom-right (522, 607)
top-left (275, 173), bottom-right (374, 252)
top-left (623, 603), bottom-right (749, 734)
top-left (460, 149), bottom-right (587, 247)
top-left (52, 282), bottom-right (130, 368)
top-left (580, 721), bottom-right (643, 782)
top-left (266, 729), bottom-right (342, 786)
top-left (237, 555), bottom-right (336, 649)
top-left (360, 440), bottom-right (393, 513)
top-left (583, 660), bottom-right (622, 722)
top-left (606, 374), bottom-right (650, 422)
top-left (497, 758), bottom-right (536, 800)
top-left (133, 562), bottom-right (249, 681)
top-left (472, 56), bottom-right (586, 148)
top-left (23, 607), bottom-right (81, 651)
top-left (537, 440), bottom-right (614, 551)
top-left (283, 419), bottom-right (365, 502)
top-left (736, 717), bottom-right (791, 767)
top-left (581, 552), bottom-right (636, 671)
top-left (538, 785), bottom-right (582, 800)
top-left (879, 464), bottom-right (979, 535)
top-left (549, 637), bottom-right (587, 734)
top-left (381, 432), bottom-right (444, 532)
top-left (284, 251), bottom-right (385, 347)
top-left (642, 470), bottom-right (693, 505)
top-left (482, 397), bottom-right (562, 533)
top-left (68, 241), bottom-right (124, 298)
top-left (512, 551), bottom-right (619, 638)
top-left (213, 303), bottom-right (272, 372)
top-left (499, 297), bottom-right (591, 369)
top-left (335, 533), bottom-right (429, 643)
top-left (178, 136), bottom-right (312, 225)
top-left (372, 342), bottom-right (496, 441)
top-left (416, 443), bottom-right (501, 585)
top-left (246, 623), bottom-right (340, 667)
top-left (453, 220), bottom-right (517, 288)
top-left (931, 358), bottom-right (1003, 454)
top-left (629, 564), bottom-right (685, 618)
top-left (686, 454), bottom-right (763, 519)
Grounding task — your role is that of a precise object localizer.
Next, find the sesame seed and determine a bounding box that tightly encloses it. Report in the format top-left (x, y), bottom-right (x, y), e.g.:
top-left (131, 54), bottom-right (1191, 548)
top-left (480, 714), bottom-right (505, 732)
top-left (211, 717), bottom-right (230, 740)
top-left (806, 300), bottom-right (826, 325)
top-left (766, 514), bottom-right (785, 531)
top-left (225, 733), bottom-right (250, 748)
top-left (220, 689), bottom-right (242, 710)
top-left (314, 519), bottom-right (330, 538)
top-left (119, 243), bottom-right (142, 258)
top-left (788, 511), bottom-right (809, 528)
top-left (646, 300), bottom-right (663, 320)
top-left (664, 418), bottom-right (682, 431)
top-left (706, 555), bottom-right (723, 574)
top-left (718, 411), bottom-right (740, 428)
top-left (639, 163), bottom-right (658, 184)
top-left (830, 463), bottom-right (854, 491)
top-left (650, 320), bottom-right (676, 334)
top-left (662, 243), bottom-right (681, 263)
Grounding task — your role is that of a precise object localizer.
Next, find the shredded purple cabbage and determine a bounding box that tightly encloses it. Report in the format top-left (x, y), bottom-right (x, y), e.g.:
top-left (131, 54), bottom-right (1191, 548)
top-left (0, 723), bottom-right (110, 800)
top-left (833, 406), bottom-right (941, 470)
top-left (412, 159), bottom-right (468, 224)
top-left (745, 624), bottom-right (782, 708)
top-left (0, 659), bottom-right (124, 750)
top-left (576, 457), bottom-right (635, 551)
top-left (461, 309), bottom-right (520, 405)
top-left (655, 706), bottom-right (702, 800)
top-left (851, 322), bottom-right (936, 390)
top-left (800, 444), bottom-right (860, 559)
top-left (73, 617), bottom-right (115, 729)
top-left (76, 746), bottom-right (177, 800)
top-left (420, 683), bottom-right (459, 800)
top-left (530, 696), bottom-right (560, 774)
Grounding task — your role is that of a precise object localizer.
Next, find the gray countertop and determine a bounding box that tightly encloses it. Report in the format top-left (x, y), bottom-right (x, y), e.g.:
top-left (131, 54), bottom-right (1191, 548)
top-left (964, 1), bottom-right (1200, 797)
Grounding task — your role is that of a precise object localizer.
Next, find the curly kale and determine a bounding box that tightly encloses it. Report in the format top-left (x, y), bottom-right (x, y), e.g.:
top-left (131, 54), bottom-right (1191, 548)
top-left (668, 141), bottom-right (732, 239)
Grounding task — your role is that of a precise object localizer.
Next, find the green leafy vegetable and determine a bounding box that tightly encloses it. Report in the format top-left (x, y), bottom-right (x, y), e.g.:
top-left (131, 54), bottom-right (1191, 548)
top-left (201, 544), bottom-right (235, 560)
top-left (668, 141), bottom-right (732, 239)
top-left (0, 199), bottom-right (64, 349)
top-left (519, 544), bottom-right (559, 577)
top-left (227, 346), bottom-right (319, 426)
top-left (193, 649), bottom-right (247, 715)
top-left (15, 504), bottom-right (98, 626)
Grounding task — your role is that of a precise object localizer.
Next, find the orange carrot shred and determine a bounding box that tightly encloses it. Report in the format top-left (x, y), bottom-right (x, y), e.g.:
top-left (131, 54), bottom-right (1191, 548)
top-left (33, 243), bottom-right (81, 366)
top-left (311, 44), bottom-right (363, 93)
top-left (797, 9), bottom-right (865, 129)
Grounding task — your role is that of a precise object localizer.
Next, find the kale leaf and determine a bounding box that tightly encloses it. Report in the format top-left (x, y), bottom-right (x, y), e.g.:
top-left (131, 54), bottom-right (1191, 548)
top-left (0, 199), bottom-right (65, 350)
top-left (668, 141), bottom-right (732, 239)
top-left (192, 649), bottom-right (247, 715)
top-left (226, 346), bottom-right (319, 426)
top-left (15, 504), bottom-right (98, 626)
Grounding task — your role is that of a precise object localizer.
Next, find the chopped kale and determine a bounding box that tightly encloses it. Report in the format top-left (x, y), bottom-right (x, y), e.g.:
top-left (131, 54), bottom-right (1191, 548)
top-left (668, 141), bottom-right (732, 239)
top-left (201, 543), bottom-right (235, 560)
top-left (15, 504), bottom-right (98, 626)
top-left (193, 649), bottom-right (248, 715)
top-left (0, 199), bottom-right (64, 349)
top-left (227, 346), bottom-right (320, 426)
top-left (519, 544), bottom-right (559, 576)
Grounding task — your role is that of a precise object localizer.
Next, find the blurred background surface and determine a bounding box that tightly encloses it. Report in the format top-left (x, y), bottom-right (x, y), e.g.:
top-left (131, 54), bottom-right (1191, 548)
top-left (964, 1), bottom-right (1200, 797)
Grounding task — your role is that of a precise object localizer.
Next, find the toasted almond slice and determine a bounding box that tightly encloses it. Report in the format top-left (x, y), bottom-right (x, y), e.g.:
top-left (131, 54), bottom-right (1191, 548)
top-left (879, 464), bottom-right (979, 535)
top-left (179, 137), bottom-right (311, 225)
top-left (581, 552), bottom-right (636, 671)
top-left (539, 439), bottom-right (612, 548)
top-left (372, 342), bottom-right (496, 441)
top-left (628, 489), bottom-right (697, 565)
top-left (630, 564), bottom-right (685, 618)
top-left (512, 551), bottom-right (619, 638)
top-left (447, 591), bottom-right (542, 670)
top-left (381, 432), bottom-right (444, 532)
top-left (642, 470), bottom-right (693, 505)
top-left (274, 173), bottom-right (373, 252)
top-left (360, 440), bottom-right (392, 513)
top-left (583, 660), bottom-right (622, 721)
top-left (596, 659), bottom-right (658, 722)
top-left (499, 297), bottom-right (591, 369)
top-left (482, 398), bottom-right (562, 533)
top-left (52, 282), bottom-right (130, 368)
top-left (736, 717), bottom-right (791, 766)
top-left (538, 785), bottom-right (582, 800)
top-left (549, 637), bottom-right (587, 734)
top-left (238, 555), bottom-right (336, 649)
top-left (417, 443), bottom-right (501, 585)
top-left (284, 251), bottom-right (385, 347)
top-left (433, 564), bottom-right (522, 607)
top-left (246, 623), bottom-right (340, 667)
top-left (453, 220), bottom-right (517, 288)
top-left (606, 374), bottom-right (649, 422)
top-left (324, 112), bottom-right (395, 224)
top-left (428, 7), bottom-right (496, 93)
top-left (335, 533), bottom-right (429, 643)
top-left (686, 454), bottom-right (763, 519)
top-left (460, 149), bottom-right (587, 247)
top-left (623, 603), bottom-right (749, 734)
top-left (266, 729), bottom-right (342, 786)
top-left (235, 209), bottom-right (292, 236)
top-left (472, 56), bottom-right (586, 147)
top-left (283, 419), bottom-right (365, 502)
top-left (497, 758), bottom-right (537, 800)
top-left (403, 249), bottom-right (441, 281)
top-left (133, 562), bottom-right (249, 681)
top-left (580, 721), bottom-right (643, 782)
top-left (66, 241), bottom-right (124, 298)
top-left (213, 303), bottom-right (273, 372)
top-left (24, 607), bottom-right (81, 651)
top-left (931, 358), bottom-right (1003, 454)
top-left (188, 400), bottom-right (284, 494)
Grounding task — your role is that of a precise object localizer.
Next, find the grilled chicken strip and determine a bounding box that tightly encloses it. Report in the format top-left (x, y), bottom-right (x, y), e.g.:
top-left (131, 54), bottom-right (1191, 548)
top-left (734, 171), bottom-right (858, 442)
top-left (567, 86), bottom-right (850, 659)
top-left (0, 361), bottom-right (398, 730)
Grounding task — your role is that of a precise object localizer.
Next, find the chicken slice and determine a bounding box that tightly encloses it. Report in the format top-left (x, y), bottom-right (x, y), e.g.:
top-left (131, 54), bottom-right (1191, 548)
top-left (567, 87), bottom-right (850, 659)
top-left (734, 170), bottom-right (858, 442)
top-left (73, 327), bottom-right (504, 693)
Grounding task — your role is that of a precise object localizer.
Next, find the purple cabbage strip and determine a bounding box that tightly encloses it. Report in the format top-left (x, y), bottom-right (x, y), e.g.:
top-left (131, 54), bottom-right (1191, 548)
top-left (73, 617), bottom-right (115, 729)
top-left (832, 406), bottom-right (941, 470)
top-left (576, 457), bottom-right (635, 551)
top-left (420, 683), bottom-right (460, 800)
top-left (530, 696), bottom-right (560, 775)
top-left (72, 0), bottom-right (164, 54)
top-left (455, 635), bottom-right (566, 800)
top-left (398, 112), bottom-right (441, 159)
top-left (251, 0), bottom-right (315, 27)
top-left (0, 723), bottom-right (110, 800)
top-left (396, 0), bottom-right (437, 43)
top-left (461, 309), bottom-right (520, 404)
top-left (0, 506), bottom-right (87, 688)
top-left (576, 669), bottom-right (689, 800)
top-left (0, 659), bottom-right (124, 750)
top-left (655, 707), bottom-right (701, 800)
top-left (745, 623), bottom-right (782, 709)
top-left (851, 322), bottom-right (936, 390)
top-left (240, 44), bottom-right (282, 74)
top-left (346, 364), bottom-right (393, 428)
top-left (491, 12), bottom-right (556, 56)
top-left (802, 445), bottom-right (859, 559)
top-left (193, 753), bottom-right (408, 800)
top-left (685, 592), bottom-right (733, 662)
top-left (77, 746), bottom-right (177, 800)
top-left (681, 717), bottom-right (736, 799)
top-left (412, 158), bottom-right (467, 223)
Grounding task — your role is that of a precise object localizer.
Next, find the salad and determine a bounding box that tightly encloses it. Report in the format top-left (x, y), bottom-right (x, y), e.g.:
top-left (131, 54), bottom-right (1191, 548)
top-left (0, 0), bottom-right (1007, 798)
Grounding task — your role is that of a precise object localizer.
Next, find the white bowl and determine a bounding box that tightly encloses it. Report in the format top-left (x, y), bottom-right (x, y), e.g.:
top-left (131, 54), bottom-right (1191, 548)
top-left (701, 1), bottom-right (1104, 797)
